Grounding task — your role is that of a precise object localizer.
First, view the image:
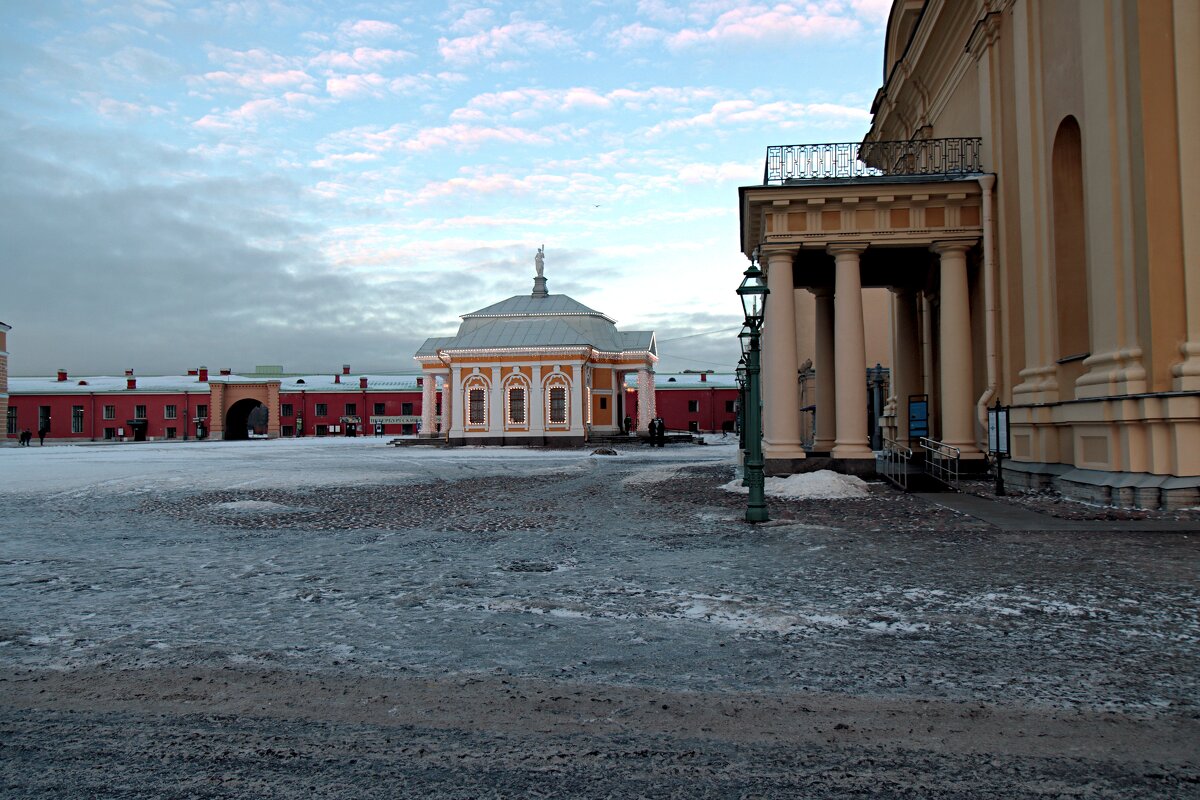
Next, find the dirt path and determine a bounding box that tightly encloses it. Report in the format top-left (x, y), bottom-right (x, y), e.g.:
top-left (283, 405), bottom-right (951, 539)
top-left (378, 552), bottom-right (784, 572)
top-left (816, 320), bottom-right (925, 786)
top-left (3, 666), bottom-right (1197, 798)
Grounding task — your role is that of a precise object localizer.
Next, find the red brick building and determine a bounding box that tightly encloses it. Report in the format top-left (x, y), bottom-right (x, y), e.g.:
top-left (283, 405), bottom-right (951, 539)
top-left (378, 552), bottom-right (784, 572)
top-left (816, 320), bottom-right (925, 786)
top-left (7, 365), bottom-right (736, 443)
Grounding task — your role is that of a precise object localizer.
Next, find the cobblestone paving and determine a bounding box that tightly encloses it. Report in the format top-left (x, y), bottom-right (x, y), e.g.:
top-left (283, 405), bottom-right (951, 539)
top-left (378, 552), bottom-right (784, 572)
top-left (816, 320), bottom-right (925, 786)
top-left (1, 440), bottom-right (1197, 797)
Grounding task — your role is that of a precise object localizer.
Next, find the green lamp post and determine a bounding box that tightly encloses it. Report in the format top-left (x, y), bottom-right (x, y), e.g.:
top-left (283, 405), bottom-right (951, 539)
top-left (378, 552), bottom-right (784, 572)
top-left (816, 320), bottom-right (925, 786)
top-left (737, 255), bottom-right (769, 523)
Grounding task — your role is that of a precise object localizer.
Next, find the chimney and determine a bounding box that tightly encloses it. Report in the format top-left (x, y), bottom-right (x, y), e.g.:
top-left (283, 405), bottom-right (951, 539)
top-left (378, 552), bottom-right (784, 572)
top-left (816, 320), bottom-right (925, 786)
top-left (220, 368), bottom-right (231, 376)
top-left (700, 373), bottom-right (707, 382)
top-left (342, 364), bottom-right (351, 375)
top-left (416, 376), bottom-right (423, 386)
top-left (126, 376), bottom-right (136, 390)
top-left (334, 373), bottom-right (341, 384)
top-left (187, 369), bottom-right (198, 377)
top-left (125, 369), bottom-right (134, 377)
top-left (359, 376), bottom-right (368, 389)
top-left (57, 369), bottom-right (68, 382)
top-left (198, 366), bottom-right (208, 382)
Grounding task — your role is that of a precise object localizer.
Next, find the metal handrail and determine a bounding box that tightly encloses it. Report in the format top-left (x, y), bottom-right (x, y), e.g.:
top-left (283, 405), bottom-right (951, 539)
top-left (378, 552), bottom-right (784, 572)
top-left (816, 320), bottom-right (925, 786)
top-left (880, 437), bottom-right (911, 490)
top-left (764, 138), bottom-right (983, 184)
top-left (920, 437), bottom-right (961, 491)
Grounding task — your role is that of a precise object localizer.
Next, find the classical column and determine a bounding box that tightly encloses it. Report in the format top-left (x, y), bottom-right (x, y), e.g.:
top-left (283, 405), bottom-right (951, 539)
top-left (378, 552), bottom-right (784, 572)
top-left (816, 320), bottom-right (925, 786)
top-left (811, 287), bottom-right (836, 452)
top-left (761, 248), bottom-right (806, 461)
top-left (570, 368), bottom-right (585, 432)
top-left (828, 244), bottom-right (873, 459)
top-left (890, 287), bottom-right (921, 444)
top-left (530, 366), bottom-right (544, 435)
top-left (636, 369), bottom-right (654, 431)
top-left (933, 241), bottom-right (981, 455)
top-left (490, 367), bottom-right (504, 434)
top-left (447, 366), bottom-right (461, 438)
top-left (420, 372), bottom-right (436, 436)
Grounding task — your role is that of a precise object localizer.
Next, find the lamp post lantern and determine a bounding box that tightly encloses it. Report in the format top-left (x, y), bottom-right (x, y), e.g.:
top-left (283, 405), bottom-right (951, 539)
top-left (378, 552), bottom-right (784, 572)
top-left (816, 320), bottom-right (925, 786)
top-left (735, 357), bottom-right (747, 451)
top-left (737, 255), bottom-right (769, 523)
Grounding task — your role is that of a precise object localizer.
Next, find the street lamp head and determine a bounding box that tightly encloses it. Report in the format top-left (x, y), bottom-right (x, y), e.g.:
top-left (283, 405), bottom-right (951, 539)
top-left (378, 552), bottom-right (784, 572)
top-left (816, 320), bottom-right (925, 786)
top-left (738, 324), bottom-right (752, 357)
top-left (735, 358), bottom-right (746, 387)
top-left (737, 257), bottom-right (769, 328)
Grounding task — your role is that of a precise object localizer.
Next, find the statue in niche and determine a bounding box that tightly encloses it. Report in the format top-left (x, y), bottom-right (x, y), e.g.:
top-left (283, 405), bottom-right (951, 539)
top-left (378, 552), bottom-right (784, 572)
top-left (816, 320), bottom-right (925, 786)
top-left (535, 245), bottom-right (544, 278)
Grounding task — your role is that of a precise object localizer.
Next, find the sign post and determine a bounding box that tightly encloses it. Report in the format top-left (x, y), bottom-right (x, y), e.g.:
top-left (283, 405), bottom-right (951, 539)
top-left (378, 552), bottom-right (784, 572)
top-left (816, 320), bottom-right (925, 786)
top-left (987, 399), bottom-right (1010, 496)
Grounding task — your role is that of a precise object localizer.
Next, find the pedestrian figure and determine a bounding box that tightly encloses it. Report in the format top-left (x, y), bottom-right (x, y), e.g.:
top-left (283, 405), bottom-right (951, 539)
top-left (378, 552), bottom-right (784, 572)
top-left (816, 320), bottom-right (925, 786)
top-left (623, 415), bottom-right (633, 436)
top-left (37, 426), bottom-right (47, 446)
top-left (655, 417), bottom-right (666, 447)
top-left (19, 428), bottom-right (30, 446)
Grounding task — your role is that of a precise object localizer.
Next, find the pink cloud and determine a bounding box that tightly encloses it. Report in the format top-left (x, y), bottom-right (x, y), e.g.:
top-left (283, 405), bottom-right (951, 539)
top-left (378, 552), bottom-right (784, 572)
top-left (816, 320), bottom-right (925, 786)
top-left (437, 21), bottom-right (575, 67)
top-left (336, 19), bottom-right (405, 42)
top-left (310, 47), bottom-right (414, 71)
top-left (646, 98), bottom-right (869, 135)
top-left (666, 3), bottom-right (865, 50)
top-left (325, 73), bottom-right (390, 99)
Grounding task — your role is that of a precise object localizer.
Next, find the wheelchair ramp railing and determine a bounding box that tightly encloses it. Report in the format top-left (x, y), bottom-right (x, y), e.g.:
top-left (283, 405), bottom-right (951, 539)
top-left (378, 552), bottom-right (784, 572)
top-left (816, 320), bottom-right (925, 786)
top-left (879, 438), bottom-right (912, 490)
top-left (920, 437), bottom-right (961, 491)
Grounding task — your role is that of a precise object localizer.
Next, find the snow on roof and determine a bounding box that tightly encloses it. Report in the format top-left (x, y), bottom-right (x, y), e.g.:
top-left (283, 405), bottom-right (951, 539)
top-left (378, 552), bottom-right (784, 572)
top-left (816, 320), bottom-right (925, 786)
top-left (10, 373), bottom-right (427, 394)
top-left (625, 372), bottom-right (738, 389)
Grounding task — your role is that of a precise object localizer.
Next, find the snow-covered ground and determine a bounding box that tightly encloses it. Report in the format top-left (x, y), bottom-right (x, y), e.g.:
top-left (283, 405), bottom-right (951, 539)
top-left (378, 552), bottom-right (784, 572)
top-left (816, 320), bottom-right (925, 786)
top-left (1, 436), bottom-right (1197, 714)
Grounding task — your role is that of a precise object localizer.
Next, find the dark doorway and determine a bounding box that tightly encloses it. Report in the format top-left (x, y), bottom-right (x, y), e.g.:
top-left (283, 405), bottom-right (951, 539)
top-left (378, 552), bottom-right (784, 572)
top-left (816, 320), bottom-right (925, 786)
top-left (224, 399), bottom-right (264, 441)
top-left (127, 420), bottom-right (148, 442)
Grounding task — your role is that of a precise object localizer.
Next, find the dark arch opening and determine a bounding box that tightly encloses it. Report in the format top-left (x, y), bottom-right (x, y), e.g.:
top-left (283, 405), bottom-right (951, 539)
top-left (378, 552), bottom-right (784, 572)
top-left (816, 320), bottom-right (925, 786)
top-left (224, 398), bottom-right (265, 441)
top-left (1051, 116), bottom-right (1090, 398)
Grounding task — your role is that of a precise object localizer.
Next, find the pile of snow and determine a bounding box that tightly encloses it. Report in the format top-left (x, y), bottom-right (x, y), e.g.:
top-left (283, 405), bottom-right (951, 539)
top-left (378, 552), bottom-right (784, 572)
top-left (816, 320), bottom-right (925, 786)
top-left (722, 469), bottom-right (870, 500)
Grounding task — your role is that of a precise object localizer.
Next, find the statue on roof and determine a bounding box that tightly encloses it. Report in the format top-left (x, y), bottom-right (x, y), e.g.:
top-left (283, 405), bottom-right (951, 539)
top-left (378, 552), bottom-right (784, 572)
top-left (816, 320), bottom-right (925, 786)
top-left (535, 245), bottom-right (544, 278)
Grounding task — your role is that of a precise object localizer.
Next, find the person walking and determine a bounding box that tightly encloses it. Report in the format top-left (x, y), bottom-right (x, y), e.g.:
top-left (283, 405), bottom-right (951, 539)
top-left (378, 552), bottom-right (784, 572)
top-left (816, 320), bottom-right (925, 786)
top-left (19, 428), bottom-right (30, 446)
top-left (38, 426), bottom-right (47, 446)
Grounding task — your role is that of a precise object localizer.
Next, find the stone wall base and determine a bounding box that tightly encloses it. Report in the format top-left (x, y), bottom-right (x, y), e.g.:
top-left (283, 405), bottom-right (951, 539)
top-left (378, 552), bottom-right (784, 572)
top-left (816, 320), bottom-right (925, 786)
top-left (447, 435), bottom-right (587, 448)
top-left (1002, 461), bottom-right (1200, 511)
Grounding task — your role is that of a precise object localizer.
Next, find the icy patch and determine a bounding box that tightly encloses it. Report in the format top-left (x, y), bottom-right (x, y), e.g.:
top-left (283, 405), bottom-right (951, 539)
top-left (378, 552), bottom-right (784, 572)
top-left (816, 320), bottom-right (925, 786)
top-left (208, 500), bottom-right (297, 514)
top-left (722, 470), bottom-right (870, 500)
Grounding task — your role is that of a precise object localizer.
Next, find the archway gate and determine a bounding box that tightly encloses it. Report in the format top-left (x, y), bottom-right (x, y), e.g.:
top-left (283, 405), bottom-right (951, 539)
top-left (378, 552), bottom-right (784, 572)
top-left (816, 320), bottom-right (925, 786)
top-left (208, 379), bottom-right (281, 439)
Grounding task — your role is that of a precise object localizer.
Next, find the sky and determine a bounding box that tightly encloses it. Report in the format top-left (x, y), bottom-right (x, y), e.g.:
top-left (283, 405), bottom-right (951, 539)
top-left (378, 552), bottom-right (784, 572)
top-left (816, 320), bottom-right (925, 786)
top-left (1, 0), bottom-right (887, 377)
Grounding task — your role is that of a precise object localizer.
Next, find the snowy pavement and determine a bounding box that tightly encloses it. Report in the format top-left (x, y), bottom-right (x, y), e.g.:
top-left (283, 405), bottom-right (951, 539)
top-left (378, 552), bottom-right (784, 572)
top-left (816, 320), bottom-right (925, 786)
top-left (1, 437), bottom-right (1198, 797)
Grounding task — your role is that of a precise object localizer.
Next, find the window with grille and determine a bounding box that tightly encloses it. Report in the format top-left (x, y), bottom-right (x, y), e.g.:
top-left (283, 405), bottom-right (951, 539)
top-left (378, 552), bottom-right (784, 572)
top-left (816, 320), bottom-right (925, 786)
top-left (344, 403), bottom-right (356, 416)
top-left (134, 405), bottom-right (147, 419)
top-left (103, 405), bottom-right (115, 420)
top-left (196, 405), bottom-right (208, 419)
top-left (166, 427), bottom-right (177, 439)
top-left (688, 400), bottom-right (699, 412)
top-left (315, 404), bottom-right (328, 417)
top-left (71, 406), bottom-right (84, 434)
top-left (281, 404), bottom-right (294, 418)
top-left (401, 402), bottom-right (413, 415)
top-left (725, 400), bottom-right (735, 412)
top-left (374, 402), bottom-right (386, 415)
top-left (468, 389), bottom-right (485, 424)
top-left (7, 407), bottom-right (17, 434)
top-left (165, 405), bottom-right (177, 419)
top-left (508, 387), bottom-right (525, 424)
top-left (549, 387), bottom-right (566, 423)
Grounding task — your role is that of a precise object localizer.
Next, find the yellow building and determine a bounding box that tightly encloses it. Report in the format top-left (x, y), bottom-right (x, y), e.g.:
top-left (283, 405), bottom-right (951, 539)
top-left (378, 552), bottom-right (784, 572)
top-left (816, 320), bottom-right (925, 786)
top-left (414, 256), bottom-right (657, 446)
top-left (739, 0), bottom-right (1199, 508)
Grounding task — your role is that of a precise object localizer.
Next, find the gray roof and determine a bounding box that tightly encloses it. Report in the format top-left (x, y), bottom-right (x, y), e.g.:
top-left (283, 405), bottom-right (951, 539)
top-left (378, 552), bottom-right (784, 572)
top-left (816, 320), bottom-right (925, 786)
top-left (416, 293), bottom-right (655, 358)
top-left (464, 293), bottom-right (612, 320)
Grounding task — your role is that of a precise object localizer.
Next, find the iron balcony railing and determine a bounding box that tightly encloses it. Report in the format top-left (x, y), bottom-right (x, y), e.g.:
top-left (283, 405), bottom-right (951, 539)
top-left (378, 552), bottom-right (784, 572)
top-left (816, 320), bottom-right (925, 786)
top-left (763, 137), bottom-right (983, 184)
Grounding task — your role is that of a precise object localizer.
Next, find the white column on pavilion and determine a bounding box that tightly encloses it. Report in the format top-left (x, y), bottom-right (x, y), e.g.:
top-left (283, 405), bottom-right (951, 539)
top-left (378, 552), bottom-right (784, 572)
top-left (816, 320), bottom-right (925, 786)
top-left (890, 287), bottom-right (921, 444)
top-left (569, 366), bottom-right (585, 432)
top-left (933, 240), bottom-right (981, 455)
top-left (829, 244), bottom-right (873, 459)
top-left (420, 372), bottom-right (436, 435)
top-left (636, 368), bottom-right (655, 431)
top-left (447, 366), bottom-right (461, 437)
top-left (811, 287), bottom-right (837, 452)
top-left (530, 365), bottom-right (544, 435)
top-left (490, 366), bottom-right (504, 433)
top-left (760, 248), bottom-right (806, 462)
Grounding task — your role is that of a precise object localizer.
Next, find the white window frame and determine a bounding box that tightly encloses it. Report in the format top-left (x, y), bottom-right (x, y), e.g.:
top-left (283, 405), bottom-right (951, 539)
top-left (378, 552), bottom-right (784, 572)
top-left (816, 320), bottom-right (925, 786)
top-left (504, 375), bottom-right (530, 428)
top-left (545, 376), bottom-right (569, 428)
top-left (464, 375), bottom-right (489, 429)
top-left (165, 404), bottom-right (177, 420)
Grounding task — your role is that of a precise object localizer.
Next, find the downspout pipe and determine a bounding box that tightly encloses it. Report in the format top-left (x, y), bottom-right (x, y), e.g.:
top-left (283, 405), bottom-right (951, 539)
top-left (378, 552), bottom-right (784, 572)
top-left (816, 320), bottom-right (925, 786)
top-left (975, 173), bottom-right (999, 429)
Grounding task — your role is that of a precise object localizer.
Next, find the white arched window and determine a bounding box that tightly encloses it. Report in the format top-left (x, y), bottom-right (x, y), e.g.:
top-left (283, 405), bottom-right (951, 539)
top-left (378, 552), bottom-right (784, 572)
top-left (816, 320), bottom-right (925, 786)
top-left (504, 373), bottom-right (530, 428)
top-left (463, 374), bottom-right (489, 429)
top-left (545, 374), bottom-right (570, 428)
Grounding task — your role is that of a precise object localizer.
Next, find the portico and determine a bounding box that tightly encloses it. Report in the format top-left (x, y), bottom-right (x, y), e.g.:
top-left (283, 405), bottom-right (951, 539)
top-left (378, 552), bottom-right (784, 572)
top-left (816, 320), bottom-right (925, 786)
top-left (740, 147), bottom-right (988, 475)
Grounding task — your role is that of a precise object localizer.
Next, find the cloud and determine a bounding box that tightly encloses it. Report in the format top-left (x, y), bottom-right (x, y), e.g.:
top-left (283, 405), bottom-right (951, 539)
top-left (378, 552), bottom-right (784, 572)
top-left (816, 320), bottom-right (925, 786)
top-left (450, 85), bottom-right (725, 122)
top-left (193, 93), bottom-right (321, 132)
top-left (309, 47), bottom-right (415, 72)
top-left (448, 8), bottom-right (496, 33)
top-left (336, 19), bottom-right (406, 43)
top-left (437, 21), bottom-right (575, 67)
top-left (77, 92), bottom-right (172, 121)
top-left (646, 99), bottom-right (870, 136)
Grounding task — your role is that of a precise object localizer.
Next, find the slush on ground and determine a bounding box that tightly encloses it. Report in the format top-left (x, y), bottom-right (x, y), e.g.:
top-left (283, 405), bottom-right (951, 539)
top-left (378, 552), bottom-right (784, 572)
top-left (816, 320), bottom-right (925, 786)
top-left (1, 437), bottom-right (1197, 798)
